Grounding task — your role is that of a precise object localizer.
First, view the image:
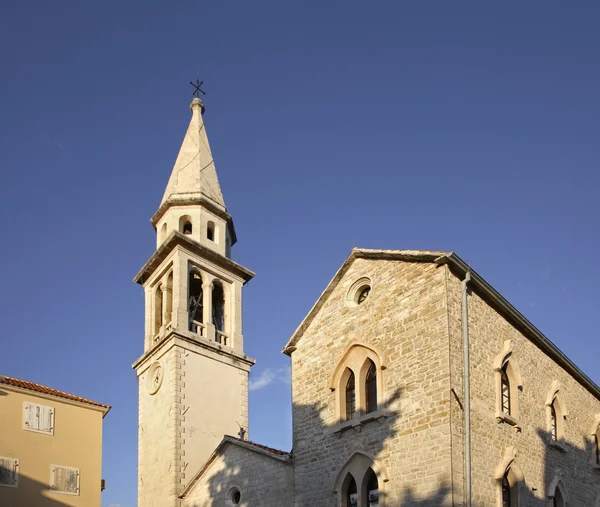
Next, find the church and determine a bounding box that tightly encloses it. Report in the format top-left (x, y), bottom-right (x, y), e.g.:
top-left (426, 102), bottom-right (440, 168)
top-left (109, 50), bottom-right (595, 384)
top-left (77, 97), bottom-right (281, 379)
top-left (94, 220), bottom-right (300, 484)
top-left (132, 96), bottom-right (600, 507)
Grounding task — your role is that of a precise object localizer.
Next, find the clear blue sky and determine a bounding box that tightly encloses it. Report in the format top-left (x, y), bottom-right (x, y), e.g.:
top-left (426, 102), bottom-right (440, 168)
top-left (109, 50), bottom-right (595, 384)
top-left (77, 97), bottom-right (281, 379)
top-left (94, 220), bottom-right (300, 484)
top-left (1, 2), bottom-right (599, 506)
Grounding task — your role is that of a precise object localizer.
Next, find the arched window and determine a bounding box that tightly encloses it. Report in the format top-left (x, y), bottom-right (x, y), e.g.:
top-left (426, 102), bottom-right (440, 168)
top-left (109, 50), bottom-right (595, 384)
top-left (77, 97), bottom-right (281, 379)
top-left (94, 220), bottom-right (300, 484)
top-left (549, 477), bottom-right (568, 507)
top-left (501, 363), bottom-right (511, 415)
top-left (365, 468), bottom-right (379, 506)
top-left (188, 271), bottom-right (203, 333)
top-left (546, 383), bottom-right (567, 444)
top-left (207, 221), bottom-right (215, 242)
top-left (550, 403), bottom-right (558, 441)
top-left (330, 343), bottom-right (385, 424)
top-left (493, 342), bottom-right (522, 425)
top-left (179, 215), bottom-right (193, 235)
top-left (494, 449), bottom-right (522, 507)
top-left (345, 371), bottom-right (356, 421)
top-left (553, 488), bottom-right (564, 507)
top-left (502, 472), bottom-right (511, 507)
top-left (501, 467), bottom-right (519, 507)
top-left (365, 361), bottom-right (377, 414)
top-left (212, 282), bottom-right (225, 333)
top-left (165, 272), bottom-right (173, 325)
top-left (160, 222), bottom-right (167, 243)
top-left (345, 476), bottom-right (358, 507)
top-left (334, 452), bottom-right (389, 507)
top-left (154, 285), bottom-right (163, 336)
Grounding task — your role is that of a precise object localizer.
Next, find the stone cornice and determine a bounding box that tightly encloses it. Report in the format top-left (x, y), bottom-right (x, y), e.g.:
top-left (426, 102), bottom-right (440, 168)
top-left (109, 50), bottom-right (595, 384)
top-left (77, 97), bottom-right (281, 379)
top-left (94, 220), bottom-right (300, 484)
top-left (132, 330), bottom-right (255, 372)
top-left (133, 231), bottom-right (254, 286)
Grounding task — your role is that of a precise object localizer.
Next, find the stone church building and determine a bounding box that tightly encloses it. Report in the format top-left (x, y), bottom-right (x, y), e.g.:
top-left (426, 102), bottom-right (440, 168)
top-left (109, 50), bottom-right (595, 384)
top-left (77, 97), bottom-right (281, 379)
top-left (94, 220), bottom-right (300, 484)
top-left (133, 97), bottom-right (600, 506)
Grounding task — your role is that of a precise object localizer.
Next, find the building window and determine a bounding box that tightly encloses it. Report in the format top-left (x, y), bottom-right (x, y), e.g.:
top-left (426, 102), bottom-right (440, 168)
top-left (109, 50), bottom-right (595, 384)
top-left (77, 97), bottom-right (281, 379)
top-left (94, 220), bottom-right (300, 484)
top-left (165, 272), bottom-right (173, 326)
top-left (502, 473), bottom-right (511, 507)
top-left (212, 283), bottom-right (225, 334)
top-left (334, 453), bottom-right (388, 507)
top-left (330, 343), bottom-right (385, 425)
top-left (346, 371), bottom-right (356, 421)
top-left (160, 222), bottom-right (167, 243)
top-left (345, 476), bottom-right (358, 507)
top-left (493, 343), bottom-right (522, 426)
top-left (50, 465), bottom-right (80, 495)
top-left (154, 285), bottom-right (163, 336)
top-left (226, 487), bottom-right (241, 506)
top-left (179, 215), bottom-right (193, 235)
top-left (365, 361), bottom-right (377, 414)
top-left (0, 457), bottom-right (18, 488)
top-left (23, 402), bottom-right (54, 435)
top-left (207, 221), bottom-right (215, 242)
top-left (550, 403), bottom-right (558, 441)
top-left (188, 271), bottom-right (203, 332)
top-left (357, 286), bottom-right (370, 304)
top-left (501, 364), bottom-right (511, 415)
top-left (553, 489), bottom-right (564, 507)
top-left (548, 478), bottom-right (568, 507)
top-left (366, 468), bottom-right (379, 506)
top-left (345, 277), bottom-right (372, 307)
top-left (545, 383), bottom-right (567, 445)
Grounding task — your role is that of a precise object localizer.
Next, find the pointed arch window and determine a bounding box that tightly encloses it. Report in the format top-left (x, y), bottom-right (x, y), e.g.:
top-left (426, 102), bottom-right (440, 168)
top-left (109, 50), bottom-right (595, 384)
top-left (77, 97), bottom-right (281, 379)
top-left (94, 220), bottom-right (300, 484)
top-left (365, 361), bottom-right (377, 414)
top-left (345, 372), bottom-right (356, 421)
top-left (553, 488), bottom-right (565, 507)
top-left (154, 285), bottom-right (163, 337)
top-left (212, 282), bottom-right (226, 339)
top-left (493, 342), bottom-right (522, 426)
top-left (501, 364), bottom-right (511, 415)
top-left (188, 271), bottom-right (203, 333)
top-left (345, 476), bottom-right (358, 507)
top-left (366, 468), bottom-right (379, 506)
top-left (545, 383), bottom-right (567, 446)
top-left (165, 272), bottom-right (173, 326)
top-left (550, 403), bottom-right (558, 441)
top-left (502, 472), bottom-right (511, 507)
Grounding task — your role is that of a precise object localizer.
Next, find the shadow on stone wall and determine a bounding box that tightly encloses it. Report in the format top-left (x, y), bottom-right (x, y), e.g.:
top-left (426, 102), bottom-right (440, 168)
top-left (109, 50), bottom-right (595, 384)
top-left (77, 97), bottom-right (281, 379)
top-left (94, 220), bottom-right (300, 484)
top-left (188, 385), bottom-right (456, 506)
top-left (0, 468), bottom-right (72, 507)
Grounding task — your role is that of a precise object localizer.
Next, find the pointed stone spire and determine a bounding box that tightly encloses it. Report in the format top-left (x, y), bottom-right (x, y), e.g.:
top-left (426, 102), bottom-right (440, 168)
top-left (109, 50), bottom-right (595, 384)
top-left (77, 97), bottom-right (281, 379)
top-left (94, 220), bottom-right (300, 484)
top-left (160, 98), bottom-right (226, 211)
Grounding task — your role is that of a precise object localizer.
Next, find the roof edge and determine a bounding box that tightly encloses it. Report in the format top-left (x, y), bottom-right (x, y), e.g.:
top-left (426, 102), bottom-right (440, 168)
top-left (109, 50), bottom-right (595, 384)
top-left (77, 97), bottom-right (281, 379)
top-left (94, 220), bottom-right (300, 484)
top-left (283, 248), bottom-right (600, 402)
top-left (0, 375), bottom-right (111, 416)
top-left (179, 436), bottom-right (291, 498)
top-left (282, 248), bottom-right (449, 355)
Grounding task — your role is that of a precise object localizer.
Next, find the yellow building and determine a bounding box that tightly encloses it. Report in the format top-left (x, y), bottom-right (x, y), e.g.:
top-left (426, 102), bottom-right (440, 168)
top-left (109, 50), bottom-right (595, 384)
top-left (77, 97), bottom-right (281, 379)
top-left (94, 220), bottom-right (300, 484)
top-left (0, 375), bottom-right (110, 507)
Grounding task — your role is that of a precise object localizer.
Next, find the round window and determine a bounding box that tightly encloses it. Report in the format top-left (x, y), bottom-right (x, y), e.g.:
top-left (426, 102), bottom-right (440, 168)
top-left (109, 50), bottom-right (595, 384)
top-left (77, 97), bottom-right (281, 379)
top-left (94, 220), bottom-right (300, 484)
top-left (345, 277), bottom-right (372, 307)
top-left (227, 487), bottom-right (241, 506)
top-left (357, 286), bottom-right (370, 304)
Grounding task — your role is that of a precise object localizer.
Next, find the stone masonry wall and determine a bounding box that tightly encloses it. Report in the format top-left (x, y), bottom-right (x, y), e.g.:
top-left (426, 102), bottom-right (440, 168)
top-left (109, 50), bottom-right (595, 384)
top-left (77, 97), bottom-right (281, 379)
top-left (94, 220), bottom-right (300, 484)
top-left (446, 268), bottom-right (600, 506)
top-left (291, 258), bottom-right (453, 506)
top-left (183, 444), bottom-right (293, 507)
top-left (138, 344), bottom-right (182, 507)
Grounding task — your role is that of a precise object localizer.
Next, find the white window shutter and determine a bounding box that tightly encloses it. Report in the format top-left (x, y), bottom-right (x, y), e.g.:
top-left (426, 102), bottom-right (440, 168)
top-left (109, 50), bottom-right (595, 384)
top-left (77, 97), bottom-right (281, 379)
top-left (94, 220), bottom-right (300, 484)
top-left (23, 402), bottom-right (54, 434)
top-left (24, 403), bottom-right (35, 429)
top-left (50, 465), bottom-right (79, 495)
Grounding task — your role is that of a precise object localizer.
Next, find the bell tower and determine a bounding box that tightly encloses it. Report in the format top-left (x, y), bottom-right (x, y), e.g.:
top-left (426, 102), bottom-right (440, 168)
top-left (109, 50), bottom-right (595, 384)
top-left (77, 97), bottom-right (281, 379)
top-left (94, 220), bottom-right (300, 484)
top-left (133, 97), bottom-right (255, 507)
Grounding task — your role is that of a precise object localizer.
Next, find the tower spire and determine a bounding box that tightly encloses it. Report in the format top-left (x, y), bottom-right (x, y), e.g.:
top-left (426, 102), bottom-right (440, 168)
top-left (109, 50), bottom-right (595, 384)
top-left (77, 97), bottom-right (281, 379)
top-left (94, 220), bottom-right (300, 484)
top-left (159, 98), bottom-right (225, 211)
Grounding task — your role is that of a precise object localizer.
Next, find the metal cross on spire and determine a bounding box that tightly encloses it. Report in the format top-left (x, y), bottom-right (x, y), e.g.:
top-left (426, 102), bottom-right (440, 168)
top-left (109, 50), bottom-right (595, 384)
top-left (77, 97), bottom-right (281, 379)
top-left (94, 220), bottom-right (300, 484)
top-left (190, 73), bottom-right (206, 97)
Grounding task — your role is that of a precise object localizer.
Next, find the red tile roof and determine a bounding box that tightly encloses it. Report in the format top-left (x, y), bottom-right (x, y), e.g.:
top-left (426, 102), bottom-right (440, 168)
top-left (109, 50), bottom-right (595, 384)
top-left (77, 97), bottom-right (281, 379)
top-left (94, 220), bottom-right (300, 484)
top-left (0, 375), bottom-right (111, 411)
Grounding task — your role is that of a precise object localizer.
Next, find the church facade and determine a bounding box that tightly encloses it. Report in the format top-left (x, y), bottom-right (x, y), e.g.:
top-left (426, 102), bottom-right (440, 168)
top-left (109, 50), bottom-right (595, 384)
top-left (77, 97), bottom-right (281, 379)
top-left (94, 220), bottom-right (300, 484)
top-left (133, 98), bottom-right (600, 507)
